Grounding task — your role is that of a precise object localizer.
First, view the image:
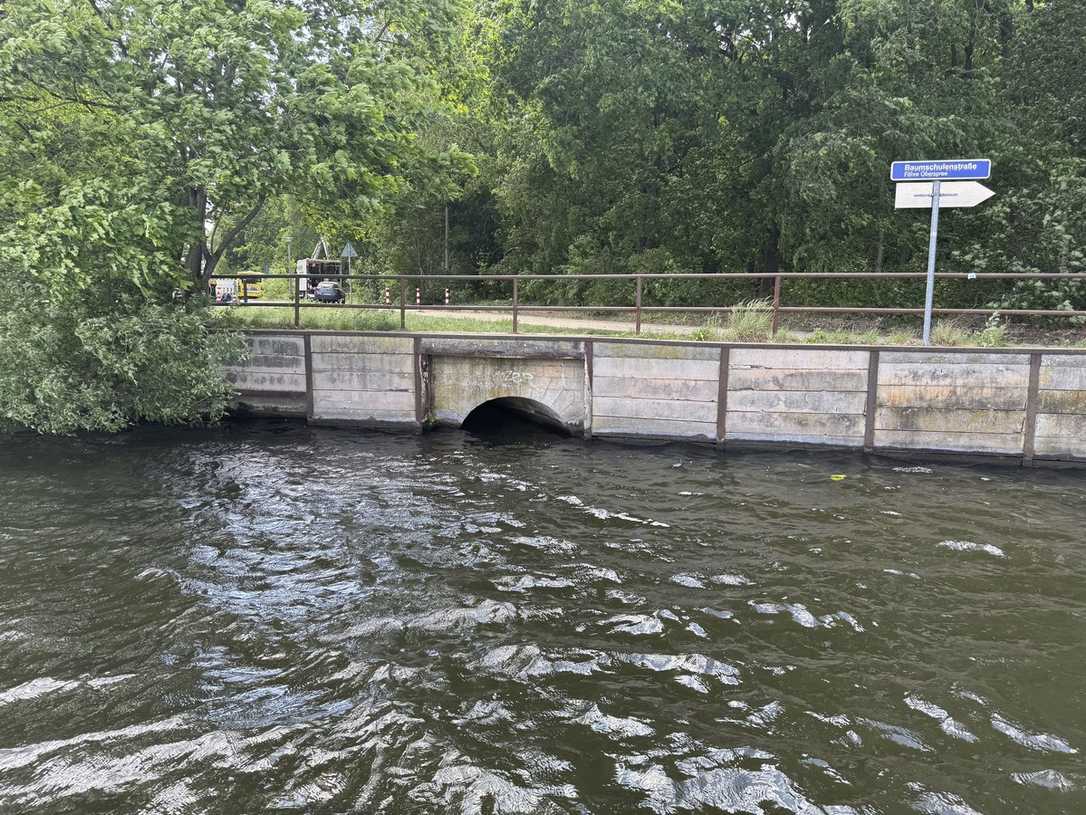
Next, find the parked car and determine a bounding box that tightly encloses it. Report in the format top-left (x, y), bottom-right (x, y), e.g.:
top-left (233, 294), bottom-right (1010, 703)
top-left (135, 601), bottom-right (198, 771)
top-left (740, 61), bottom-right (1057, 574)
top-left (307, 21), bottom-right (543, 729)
top-left (313, 281), bottom-right (345, 303)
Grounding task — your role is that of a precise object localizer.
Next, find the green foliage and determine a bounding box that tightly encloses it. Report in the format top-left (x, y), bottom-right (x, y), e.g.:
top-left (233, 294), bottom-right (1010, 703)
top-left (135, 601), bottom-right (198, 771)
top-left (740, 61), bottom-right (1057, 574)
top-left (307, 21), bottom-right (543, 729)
top-left (931, 320), bottom-right (970, 347)
top-left (975, 313), bottom-right (1009, 347)
top-left (722, 300), bottom-right (774, 343)
top-left (0, 0), bottom-right (465, 288)
top-left (0, 0), bottom-right (465, 433)
top-left (224, 306), bottom-right (397, 332)
top-left (0, 293), bottom-right (244, 434)
top-left (805, 328), bottom-right (882, 346)
top-left (690, 315), bottom-right (723, 343)
top-left (370, 0), bottom-right (1084, 318)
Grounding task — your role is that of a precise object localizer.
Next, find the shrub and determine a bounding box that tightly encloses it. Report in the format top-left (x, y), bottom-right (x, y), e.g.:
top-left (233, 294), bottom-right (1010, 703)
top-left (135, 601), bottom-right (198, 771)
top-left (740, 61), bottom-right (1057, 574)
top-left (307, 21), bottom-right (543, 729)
top-left (975, 313), bottom-right (1008, 347)
top-left (0, 297), bottom-right (244, 434)
top-left (691, 313), bottom-right (723, 342)
top-left (721, 299), bottom-right (773, 342)
top-left (931, 320), bottom-right (970, 346)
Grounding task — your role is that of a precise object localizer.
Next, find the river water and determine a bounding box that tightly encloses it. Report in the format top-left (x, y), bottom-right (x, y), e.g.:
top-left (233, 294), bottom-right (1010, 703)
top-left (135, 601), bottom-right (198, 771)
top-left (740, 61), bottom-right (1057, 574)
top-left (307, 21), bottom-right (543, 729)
top-left (0, 418), bottom-right (1083, 814)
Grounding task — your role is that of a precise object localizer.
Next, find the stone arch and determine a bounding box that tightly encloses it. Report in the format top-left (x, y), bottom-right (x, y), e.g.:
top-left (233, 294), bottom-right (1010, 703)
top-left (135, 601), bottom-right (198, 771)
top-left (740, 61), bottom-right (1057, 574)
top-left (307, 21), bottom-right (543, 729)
top-left (462, 396), bottom-right (571, 433)
top-left (429, 354), bottom-right (586, 433)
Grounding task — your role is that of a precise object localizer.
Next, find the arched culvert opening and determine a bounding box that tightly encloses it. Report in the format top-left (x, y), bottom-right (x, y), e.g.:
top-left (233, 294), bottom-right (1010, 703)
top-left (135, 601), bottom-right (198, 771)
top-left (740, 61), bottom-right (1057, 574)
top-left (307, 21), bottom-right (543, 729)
top-left (461, 397), bottom-right (572, 437)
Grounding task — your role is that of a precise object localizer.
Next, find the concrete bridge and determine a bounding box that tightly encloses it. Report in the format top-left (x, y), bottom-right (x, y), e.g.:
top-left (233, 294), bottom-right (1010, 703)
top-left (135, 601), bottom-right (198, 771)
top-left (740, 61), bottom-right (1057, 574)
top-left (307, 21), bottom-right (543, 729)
top-left (226, 331), bottom-right (1086, 466)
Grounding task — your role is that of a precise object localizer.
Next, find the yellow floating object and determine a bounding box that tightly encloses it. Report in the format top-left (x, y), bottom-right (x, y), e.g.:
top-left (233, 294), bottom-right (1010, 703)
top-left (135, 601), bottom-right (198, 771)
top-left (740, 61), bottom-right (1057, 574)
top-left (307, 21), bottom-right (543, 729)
top-left (830, 474), bottom-right (847, 481)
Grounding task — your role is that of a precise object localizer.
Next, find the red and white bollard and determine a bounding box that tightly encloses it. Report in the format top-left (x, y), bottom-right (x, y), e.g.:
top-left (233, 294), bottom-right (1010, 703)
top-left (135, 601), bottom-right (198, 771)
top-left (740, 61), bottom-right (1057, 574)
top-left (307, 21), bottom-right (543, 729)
top-left (416, 287), bottom-right (421, 305)
top-left (444, 288), bottom-right (450, 305)
top-left (383, 287), bottom-right (390, 306)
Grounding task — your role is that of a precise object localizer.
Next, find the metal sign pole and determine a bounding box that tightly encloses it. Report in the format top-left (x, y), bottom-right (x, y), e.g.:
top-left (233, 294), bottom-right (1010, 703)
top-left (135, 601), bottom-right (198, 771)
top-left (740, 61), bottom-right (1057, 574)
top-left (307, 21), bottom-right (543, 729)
top-left (922, 179), bottom-right (941, 345)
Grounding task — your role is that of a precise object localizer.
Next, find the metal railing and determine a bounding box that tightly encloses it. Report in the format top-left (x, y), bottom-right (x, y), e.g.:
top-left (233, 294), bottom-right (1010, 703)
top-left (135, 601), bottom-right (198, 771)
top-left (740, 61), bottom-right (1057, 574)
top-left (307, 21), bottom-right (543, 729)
top-left (211, 271), bottom-right (1086, 336)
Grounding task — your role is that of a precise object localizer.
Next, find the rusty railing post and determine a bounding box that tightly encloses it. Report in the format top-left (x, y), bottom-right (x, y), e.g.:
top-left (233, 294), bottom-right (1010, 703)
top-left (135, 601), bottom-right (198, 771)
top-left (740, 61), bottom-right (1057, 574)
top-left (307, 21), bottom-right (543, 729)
top-left (293, 274), bottom-right (300, 327)
top-left (771, 274), bottom-right (782, 336)
top-left (635, 275), bottom-right (642, 335)
top-left (512, 277), bottom-right (519, 334)
top-left (399, 276), bottom-right (406, 330)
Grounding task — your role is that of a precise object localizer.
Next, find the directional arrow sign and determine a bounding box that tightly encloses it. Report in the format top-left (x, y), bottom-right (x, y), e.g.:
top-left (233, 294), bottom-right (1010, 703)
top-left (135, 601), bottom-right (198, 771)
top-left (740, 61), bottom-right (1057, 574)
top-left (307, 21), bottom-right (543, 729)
top-left (894, 181), bottom-right (995, 210)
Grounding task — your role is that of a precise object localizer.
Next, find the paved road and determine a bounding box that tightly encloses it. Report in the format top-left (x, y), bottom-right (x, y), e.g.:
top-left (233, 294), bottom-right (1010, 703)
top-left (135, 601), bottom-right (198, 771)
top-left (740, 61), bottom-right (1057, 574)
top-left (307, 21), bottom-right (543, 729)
top-left (238, 300), bottom-right (705, 335)
top-left (411, 308), bottom-right (702, 336)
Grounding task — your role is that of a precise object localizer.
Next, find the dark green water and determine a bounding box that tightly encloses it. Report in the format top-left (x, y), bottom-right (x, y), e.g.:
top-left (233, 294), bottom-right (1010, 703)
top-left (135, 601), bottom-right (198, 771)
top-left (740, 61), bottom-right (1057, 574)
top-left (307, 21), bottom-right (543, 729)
top-left (0, 419), bottom-right (1083, 814)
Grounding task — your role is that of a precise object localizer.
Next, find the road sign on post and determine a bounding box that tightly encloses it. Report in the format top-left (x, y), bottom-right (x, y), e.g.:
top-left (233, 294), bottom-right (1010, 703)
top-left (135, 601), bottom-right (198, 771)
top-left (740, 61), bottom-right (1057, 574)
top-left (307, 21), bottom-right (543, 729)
top-left (890, 159), bottom-right (991, 182)
top-left (891, 158), bottom-right (994, 345)
top-left (340, 240), bottom-right (357, 279)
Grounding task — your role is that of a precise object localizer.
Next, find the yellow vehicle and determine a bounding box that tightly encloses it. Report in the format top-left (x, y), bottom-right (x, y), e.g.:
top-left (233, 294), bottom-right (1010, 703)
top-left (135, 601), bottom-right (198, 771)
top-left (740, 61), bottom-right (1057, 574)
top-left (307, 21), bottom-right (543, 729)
top-left (210, 271), bottom-right (264, 303)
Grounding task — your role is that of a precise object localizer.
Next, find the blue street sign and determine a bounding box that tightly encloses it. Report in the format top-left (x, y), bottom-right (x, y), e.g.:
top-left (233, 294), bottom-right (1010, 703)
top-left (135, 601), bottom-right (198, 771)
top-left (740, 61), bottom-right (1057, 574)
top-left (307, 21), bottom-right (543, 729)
top-left (890, 158), bottom-right (991, 182)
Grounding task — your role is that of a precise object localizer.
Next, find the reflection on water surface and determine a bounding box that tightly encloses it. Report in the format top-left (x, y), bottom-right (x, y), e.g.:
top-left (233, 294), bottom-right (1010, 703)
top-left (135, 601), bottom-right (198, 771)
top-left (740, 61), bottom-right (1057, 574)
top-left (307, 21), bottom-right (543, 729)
top-left (0, 420), bottom-right (1083, 813)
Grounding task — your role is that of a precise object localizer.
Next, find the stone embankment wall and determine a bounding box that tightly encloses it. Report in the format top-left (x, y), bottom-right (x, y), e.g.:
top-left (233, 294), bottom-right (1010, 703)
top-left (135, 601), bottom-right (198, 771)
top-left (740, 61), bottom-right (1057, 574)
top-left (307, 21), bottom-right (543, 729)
top-left (226, 332), bottom-right (1086, 465)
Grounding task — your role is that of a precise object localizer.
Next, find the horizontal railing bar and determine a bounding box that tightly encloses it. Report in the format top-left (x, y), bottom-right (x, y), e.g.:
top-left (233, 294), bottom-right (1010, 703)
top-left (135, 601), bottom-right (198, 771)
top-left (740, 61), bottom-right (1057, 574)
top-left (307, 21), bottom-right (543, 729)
top-left (220, 301), bottom-right (1086, 318)
top-left (208, 271), bottom-right (1082, 281)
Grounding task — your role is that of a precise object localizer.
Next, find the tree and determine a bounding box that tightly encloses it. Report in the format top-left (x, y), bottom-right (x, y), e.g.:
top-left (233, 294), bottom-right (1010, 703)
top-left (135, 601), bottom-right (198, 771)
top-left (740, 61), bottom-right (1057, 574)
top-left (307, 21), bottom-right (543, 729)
top-left (0, 0), bottom-right (463, 289)
top-left (0, 0), bottom-right (466, 432)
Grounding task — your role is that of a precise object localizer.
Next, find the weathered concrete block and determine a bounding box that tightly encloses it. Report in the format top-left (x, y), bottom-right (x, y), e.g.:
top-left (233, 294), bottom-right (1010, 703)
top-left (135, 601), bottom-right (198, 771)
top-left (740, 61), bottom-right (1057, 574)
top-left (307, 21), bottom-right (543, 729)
top-left (725, 431), bottom-right (864, 447)
top-left (727, 389), bottom-right (867, 415)
top-left (422, 337), bottom-right (583, 359)
top-left (310, 353), bottom-right (415, 374)
top-left (311, 371), bottom-right (414, 392)
top-left (593, 396), bottom-right (717, 423)
top-left (242, 354), bottom-right (306, 372)
top-left (1034, 414), bottom-right (1086, 457)
top-left (310, 335), bottom-right (414, 355)
top-left (1041, 354), bottom-right (1086, 368)
top-left (312, 389), bottom-right (416, 413)
top-left (245, 335), bottom-right (304, 357)
top-left (593, 415), bottom-right (717, 440)
top-left (874, 429), bottom-right (1023, 454)
top-left (730, 348), bottom-right (869, 370)
top-left (1036, 389), bottom-right (1086, 414)
top-left (430, 356), bottom-right (585, 429)
top-left (875, 407), bottom-right (1025, 435)
top-left (878, 364), bottom-right (1030, 388)
top-left (593, 356), bottom-right (719, 381)
top-left (310, 407), bottom-right (417, 426)
top-left (726, 410), bottom-right (865, 439)
top-left (594, 375), bottom-right (718, 402)
top-left (877, 384), bottom-right (1027, 411)
top-left (234, 392), bottom-right (307, 417)
top-left (728, 368), bottom-right (867, 392)
top-left (881, 351), bottom-right (1030, 366)
top-left (1039, 364), bottom-right (1086, 391)
top-left (594, 342), bottom-right (720, 361)
top-left (225, 370), bottom-right (306, 393)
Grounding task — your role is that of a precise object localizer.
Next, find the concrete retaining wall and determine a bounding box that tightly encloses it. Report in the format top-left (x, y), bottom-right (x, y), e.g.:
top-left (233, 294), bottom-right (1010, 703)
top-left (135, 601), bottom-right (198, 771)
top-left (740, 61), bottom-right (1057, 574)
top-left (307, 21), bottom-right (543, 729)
top-left (726, 348), bottom-right (869, 448)
top-left (309, 335), bottom-right (417, 427)
top-left (874, 351), bottom-right (1030, 455)
top-left (228, 334), bottom-right (307, 416)
top-left (225, 331), bottom-right (1086, 465)
top-left (593, 342), bottom-right (719, 441)
top-left (1035, 355), bottom-right (1086, 459)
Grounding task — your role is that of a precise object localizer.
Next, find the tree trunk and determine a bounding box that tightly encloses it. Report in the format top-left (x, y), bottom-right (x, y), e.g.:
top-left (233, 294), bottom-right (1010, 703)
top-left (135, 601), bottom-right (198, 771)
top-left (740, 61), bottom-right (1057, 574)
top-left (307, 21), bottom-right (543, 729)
top-left (185, 187), bottom-right (208, 289)
top-left (197, 196), bottom-right (267, 288)
top-left (756, 225), bottom-right (781, 297)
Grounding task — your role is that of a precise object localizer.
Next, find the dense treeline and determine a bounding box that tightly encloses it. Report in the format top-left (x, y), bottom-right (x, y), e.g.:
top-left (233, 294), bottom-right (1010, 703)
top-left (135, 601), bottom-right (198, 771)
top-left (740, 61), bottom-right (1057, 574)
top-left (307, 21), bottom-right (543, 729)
top-left (0, 1), bottom-right (1083, 430)
top-left (327, 0), bottom-right (1085, 311)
